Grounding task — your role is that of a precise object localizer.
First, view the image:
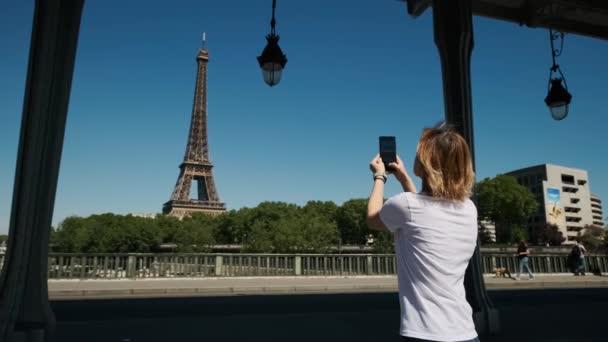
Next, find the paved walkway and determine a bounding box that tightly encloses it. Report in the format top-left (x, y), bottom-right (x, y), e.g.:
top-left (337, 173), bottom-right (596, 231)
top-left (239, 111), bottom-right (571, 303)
top-left (48, 274), bottom-right (608, 299)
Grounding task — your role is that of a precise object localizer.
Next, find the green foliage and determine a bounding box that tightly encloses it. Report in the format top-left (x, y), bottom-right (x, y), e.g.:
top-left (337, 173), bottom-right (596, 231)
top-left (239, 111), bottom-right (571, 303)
top-left (510, 225), bottom-right (529, 244)
top-left (303, 200), bottom-right (338, 223)
top-left (0, 235), bottom-right (8, 244)
top-left (49, 198), bottom-right (387, 254)
top-left (174, 213), bottom-right (216, 252)
top-left (52, 214), bottom-right (161, 253)
top-left (580, 225), bottom-right (605, 254)
top-left (244, 211), bottom-right (339, 253)
top-left (475, 175), bottom-right (538, 243)
top-left (212, 210), bottom-right (241, 244)
top-left (531, 223), bottom-right (565, 246)
top-left (52, 216), bottom-right (90, 252)
top-left (372, 231), bottom-right (395, 253)
top-left (335, 199), bottom-right (369, 245)
top-left (241, 202), bottom-right (339, 253)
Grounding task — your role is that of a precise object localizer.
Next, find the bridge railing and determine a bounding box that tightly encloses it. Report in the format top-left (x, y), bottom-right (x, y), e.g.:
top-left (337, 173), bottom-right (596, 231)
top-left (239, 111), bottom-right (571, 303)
top-left (1, 253), bottom-right (607, 279)
top-left (484, 253), bottom-right (608, 274)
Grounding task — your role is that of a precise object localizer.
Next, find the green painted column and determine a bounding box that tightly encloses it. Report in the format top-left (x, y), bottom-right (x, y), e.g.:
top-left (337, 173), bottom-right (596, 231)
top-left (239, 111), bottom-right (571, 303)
top-left (432, 0), bottom-right (500, 336)
top-left (0, 0), bottom-right (84, 341)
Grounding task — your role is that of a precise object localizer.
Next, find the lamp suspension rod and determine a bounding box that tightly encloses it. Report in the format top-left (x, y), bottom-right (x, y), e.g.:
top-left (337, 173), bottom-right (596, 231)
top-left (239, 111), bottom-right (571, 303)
top-left (271, 0), bottom-right (277, 35)
top-left (549, 29), bottom-right (564, 72)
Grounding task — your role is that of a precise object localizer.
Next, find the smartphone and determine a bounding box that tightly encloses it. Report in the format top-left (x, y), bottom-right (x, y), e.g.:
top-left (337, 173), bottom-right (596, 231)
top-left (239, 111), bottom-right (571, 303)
top-left (379, 136), bottom-right (396, 171)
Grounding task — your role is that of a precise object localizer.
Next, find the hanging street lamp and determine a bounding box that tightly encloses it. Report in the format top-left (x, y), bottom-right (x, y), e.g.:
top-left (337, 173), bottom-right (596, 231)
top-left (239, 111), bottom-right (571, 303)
top-left (257, 0), bottom-right (287, 87)
top-left (544, 29), bottom-right (572, 121)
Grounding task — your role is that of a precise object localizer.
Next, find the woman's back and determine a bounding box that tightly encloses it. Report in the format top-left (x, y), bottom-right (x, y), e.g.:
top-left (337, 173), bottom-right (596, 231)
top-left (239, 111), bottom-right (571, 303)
top-left (380, 192), bottom-right (478, 341)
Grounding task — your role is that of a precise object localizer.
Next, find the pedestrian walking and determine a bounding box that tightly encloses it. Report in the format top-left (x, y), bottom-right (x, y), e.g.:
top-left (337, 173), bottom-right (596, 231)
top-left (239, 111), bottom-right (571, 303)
top-left (515, 240), bottom-right (534, 280)
top-left (366, 124), bottom-right (479, 342)
top-left (572, 239), bottom-right (587, 276)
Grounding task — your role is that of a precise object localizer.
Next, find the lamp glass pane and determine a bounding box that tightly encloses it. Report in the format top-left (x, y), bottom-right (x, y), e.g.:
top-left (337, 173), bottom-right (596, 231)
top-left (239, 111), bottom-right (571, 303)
top-left (550, 104), bottom-right (568, 120)
top-left (262, 63), bottom-right (283, 86)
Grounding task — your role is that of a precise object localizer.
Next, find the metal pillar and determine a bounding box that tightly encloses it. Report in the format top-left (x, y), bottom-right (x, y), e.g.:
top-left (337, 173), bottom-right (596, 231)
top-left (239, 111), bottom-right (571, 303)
top-left (432, 0), bottom-right (500, 336)
top-left (0, 1), bottom-right (84, 341)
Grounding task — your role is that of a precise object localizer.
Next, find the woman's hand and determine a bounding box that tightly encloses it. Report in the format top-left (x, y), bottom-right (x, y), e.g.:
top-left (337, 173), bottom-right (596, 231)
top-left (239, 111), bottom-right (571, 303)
top-left (389, 155), bottom-right (417, 193)
top-left (369, 154), bottom-right (386, 174)
top-left (388, 155), bottom-right (408, 179)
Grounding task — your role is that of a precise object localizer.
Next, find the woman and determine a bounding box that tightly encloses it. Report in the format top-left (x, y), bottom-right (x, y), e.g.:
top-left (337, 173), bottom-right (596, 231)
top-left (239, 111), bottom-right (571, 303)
top-left (367, 125), bottom-right (479, 342)
top-left (516, 240), bottom-right (534, 280)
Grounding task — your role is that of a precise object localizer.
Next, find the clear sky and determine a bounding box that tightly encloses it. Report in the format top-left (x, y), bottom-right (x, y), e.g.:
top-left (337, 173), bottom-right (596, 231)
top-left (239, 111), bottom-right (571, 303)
top-left (1, 0), bottom-right (607, 233)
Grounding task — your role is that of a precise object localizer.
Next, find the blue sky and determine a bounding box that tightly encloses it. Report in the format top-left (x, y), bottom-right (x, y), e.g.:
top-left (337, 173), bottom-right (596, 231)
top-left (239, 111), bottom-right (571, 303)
top-left (1, 0), bottom-right (607, 233)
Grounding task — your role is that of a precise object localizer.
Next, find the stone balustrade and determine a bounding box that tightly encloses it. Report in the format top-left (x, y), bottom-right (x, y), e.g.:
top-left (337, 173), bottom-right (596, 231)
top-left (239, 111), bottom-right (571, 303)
top-left (0, 253), bottom-right (606, 279)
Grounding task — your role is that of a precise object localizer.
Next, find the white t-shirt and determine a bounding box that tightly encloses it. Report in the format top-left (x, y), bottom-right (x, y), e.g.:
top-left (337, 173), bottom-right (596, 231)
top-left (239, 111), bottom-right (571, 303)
top-left (380, 192), bottom-right (478, 341)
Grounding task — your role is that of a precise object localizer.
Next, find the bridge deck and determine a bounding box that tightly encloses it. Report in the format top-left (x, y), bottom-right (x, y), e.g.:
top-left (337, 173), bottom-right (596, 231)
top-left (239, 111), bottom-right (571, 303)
top-left (51, 288), bottom-right (608, 342)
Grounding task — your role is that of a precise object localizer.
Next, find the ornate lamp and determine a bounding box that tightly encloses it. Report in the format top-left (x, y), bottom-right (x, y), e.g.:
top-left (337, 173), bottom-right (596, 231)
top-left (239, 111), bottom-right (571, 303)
top-left (257, 0), bottom-right (287, 87)
top-left (544, 30), bottom-right (572, 121)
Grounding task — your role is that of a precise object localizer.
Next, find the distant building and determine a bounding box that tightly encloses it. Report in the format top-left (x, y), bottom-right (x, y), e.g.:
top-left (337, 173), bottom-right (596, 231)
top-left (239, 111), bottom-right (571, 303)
top-left (479, 220), bottom-right (496, 242)
top-left (130, 213), bottom-right (158, 219)
top-left (590, 194), bottom-right (604, 227)
top-left (506, 164), bottom-right (600, 244)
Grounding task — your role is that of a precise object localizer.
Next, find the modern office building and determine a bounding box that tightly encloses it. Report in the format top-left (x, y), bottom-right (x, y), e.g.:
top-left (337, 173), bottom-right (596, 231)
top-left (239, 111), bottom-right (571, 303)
top-left (591, 194), bottom-right (604, 227)
top-left (506, 164), bottom-right (601, 244)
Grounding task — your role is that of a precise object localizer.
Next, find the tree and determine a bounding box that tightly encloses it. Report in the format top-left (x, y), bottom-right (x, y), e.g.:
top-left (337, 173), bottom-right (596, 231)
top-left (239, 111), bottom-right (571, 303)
top-left (336, 199), bottom-right (369, 245)
top-left (579, 225), bottom-right (604, 253)
top-left (178, 213), bottom-right (216, 252)
top-left (302, 200), bottom-right (338, 223)
top-left (603, 229), bottom-right (608, 255)
top-left (299, 214), bottom-right (339, 253)
top-left (372, 231), bottom-right (394, 253)
top-left (156, 214), bottom-right (182, 247)
top-left (0, 234), bottom-right (9, 244)
top-left (243, 210), bottom-right (338, 253)
top-left (51, 216), bottom-right (90, 252)
top-left (511, 225), bottom-right (529, 243)
top-left (212, 210), bottom-right (241, 244)
top-left (237, 202), bottom-right (301, 248)
top-left (475, 175), bottom-right (538, 243)
top-left (530, 223), bottom-right (565, 246)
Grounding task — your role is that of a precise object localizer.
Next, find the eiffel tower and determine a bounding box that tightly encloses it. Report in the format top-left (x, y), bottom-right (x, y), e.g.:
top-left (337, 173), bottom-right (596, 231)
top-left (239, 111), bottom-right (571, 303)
top-left (163, 36), bottom-right (226, 217)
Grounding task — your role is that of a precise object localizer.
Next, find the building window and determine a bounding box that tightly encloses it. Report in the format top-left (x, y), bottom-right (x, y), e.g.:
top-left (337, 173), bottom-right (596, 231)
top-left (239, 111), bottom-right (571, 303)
top-left (561, 174), bottom-right (575, 185)
top-left (577, 179), bottom-right (587, 185)
top-left (562, 186), bottom-right (578, 193)
top-left (571, 198), bottom-right (580, 204)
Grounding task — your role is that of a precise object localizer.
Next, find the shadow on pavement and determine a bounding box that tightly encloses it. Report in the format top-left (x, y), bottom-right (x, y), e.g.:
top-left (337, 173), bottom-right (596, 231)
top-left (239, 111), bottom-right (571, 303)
top-left (51, 288), bottom-right (608, 342)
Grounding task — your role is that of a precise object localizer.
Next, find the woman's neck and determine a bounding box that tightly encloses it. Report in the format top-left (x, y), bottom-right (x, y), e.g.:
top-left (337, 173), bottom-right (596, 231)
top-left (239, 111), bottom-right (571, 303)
top-left (421, 182), bottom-right (432, 196)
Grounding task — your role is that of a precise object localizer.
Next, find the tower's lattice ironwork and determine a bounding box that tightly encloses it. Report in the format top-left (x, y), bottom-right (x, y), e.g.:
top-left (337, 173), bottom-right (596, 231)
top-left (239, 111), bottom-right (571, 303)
top-left (163, 41), bottom-right (225, 217)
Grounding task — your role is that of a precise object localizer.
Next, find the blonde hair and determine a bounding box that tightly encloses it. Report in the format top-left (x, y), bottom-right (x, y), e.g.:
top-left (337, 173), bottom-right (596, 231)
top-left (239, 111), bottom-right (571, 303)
top-left (415, 125), bottom-right (475, 201)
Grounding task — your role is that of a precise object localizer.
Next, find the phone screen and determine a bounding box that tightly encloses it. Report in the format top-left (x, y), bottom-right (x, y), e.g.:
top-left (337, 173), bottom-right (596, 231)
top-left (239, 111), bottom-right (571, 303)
top-left (379, 136), bottom-right (396, 168)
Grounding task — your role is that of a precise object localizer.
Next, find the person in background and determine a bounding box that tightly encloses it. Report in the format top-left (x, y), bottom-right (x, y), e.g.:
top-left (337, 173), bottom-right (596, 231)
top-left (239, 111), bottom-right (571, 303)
top-left (573, 239), bottom-right (587, 276)
top-left (366, 124), bottom-right (479, 342)
top-left (515, 240), bottom-right (534, 280)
